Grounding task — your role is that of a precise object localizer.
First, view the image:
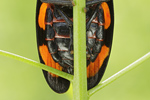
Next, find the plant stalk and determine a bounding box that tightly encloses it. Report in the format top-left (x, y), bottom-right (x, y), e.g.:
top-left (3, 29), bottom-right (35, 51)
top-left (0, 50), bottom-right (73, 81)
top-left (88, 52), bottom-right (150, 97)
top-left (73, 0), bottom-right (88, 99)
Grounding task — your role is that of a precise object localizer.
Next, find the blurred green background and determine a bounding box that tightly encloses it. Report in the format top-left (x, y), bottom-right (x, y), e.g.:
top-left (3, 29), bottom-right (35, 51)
top-left (0, 0), bottom-right (150, 100)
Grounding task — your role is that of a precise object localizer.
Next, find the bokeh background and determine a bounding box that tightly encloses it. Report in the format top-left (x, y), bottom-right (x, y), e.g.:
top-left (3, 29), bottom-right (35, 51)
top-left (0, 0), bottom-right (150, 100)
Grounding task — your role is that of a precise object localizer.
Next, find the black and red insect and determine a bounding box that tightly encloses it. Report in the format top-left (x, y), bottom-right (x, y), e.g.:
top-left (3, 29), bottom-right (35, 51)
top-left (36, 0), bottom-right (114, 93)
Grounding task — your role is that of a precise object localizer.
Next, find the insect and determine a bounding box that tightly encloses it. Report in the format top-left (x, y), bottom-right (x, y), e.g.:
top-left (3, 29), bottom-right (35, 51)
top-left (36, 0), bottom-right (114, 93)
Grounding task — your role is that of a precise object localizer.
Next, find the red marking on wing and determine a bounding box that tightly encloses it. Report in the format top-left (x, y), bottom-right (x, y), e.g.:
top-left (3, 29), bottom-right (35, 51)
top-left (38, 3), bottom-right (54, 30)
top-left (38, 3), bottom-right (48, 30)
top-left (101, 2), bottom-right (111, 29)
top-left (39, 44), bottom-right (63, 77)
top-left (87, 45), bottom-right (109, 78)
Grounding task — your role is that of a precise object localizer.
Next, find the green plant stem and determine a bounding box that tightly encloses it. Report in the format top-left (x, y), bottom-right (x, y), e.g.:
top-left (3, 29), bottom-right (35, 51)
top-left (0, 50), bottom-right (150, 100)
top-left (88, 52), bottom-right (150, 97)
top-left (0, 50), bottom-right (73, 81)
top-left (73, 0), bottom-right (88, 100)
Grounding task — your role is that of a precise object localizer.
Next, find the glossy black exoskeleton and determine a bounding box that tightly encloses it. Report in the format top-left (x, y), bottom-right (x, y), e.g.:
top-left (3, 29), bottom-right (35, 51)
top-left (36, 0), bottom-right (114, 93)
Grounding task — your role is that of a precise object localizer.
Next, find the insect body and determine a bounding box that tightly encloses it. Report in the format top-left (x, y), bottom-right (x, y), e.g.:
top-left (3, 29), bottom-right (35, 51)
top-left (36, 0), bottom-right (114, 93)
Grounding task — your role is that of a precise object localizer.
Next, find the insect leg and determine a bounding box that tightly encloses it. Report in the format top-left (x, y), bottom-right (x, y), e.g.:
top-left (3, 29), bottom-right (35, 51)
top-left (55, 5), bottom-right (73, 51)
top-left (90, 5), bottom-right (105, 62)
top-left (86, 4), bottom-right (101, 31)
top-left (55, 5), bottom-right (73, 26)
top-left (68, 27), bottom-right (73, 51)
top-left (45, 7), bottom-right (67, 68)
top-left (86, 4), bottom-right (101, 58)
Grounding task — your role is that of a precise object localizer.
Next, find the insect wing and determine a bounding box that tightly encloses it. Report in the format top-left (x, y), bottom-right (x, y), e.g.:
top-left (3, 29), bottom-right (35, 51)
top-left (87, 1), bottom-right (114, 89)
top-left (36, 0), bottom-right (70, 93)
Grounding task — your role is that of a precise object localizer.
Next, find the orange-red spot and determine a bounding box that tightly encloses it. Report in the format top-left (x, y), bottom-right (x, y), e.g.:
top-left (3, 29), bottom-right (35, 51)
top-left (39, 44), bottom-right (62, 77)
top-left (87, 45), bottom-right (109, 78)
top-left (90, 62), bottom-right (95, 77)
top-left (38, 3), bottom-right (48, 30)
top-left (50, 53), bottom-right (56, 77)
top-left (56, 63), bottom-right (60, 71)
top-left (94, 54), bottom-right (99, 74)
top-left (87, 65), bottom-right (90, 78)
top-left (101, 2), bottom-right (111, 29)
top-left (98, 45), bottom-right (109, 68)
